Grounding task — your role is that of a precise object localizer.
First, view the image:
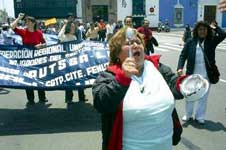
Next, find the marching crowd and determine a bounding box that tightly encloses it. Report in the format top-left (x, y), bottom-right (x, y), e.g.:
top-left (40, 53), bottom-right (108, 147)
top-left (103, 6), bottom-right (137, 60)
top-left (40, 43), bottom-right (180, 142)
top-left (0, 1), bottom-right (226, 150)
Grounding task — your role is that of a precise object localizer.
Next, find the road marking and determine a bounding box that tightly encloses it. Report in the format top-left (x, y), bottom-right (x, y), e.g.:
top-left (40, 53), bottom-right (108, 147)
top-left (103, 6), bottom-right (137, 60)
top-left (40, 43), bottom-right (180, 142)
top-left (220, 79), bottom-right (226, 83)
top-left (155, 47), bottom-right (169, 52)
top-left (157, 45), bottom-right (181, 51)
top-left (164, 43), bottom-right (184, 48)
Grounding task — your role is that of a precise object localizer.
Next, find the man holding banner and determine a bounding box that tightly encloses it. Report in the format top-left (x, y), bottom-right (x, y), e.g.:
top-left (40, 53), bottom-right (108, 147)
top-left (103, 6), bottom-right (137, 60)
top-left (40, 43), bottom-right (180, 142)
top-left (10, 13), bottom-right (48, 105)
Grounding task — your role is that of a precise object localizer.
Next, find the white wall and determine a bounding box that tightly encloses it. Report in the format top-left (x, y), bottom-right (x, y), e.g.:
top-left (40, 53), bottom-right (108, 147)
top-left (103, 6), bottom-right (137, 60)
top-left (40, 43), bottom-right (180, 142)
top-left (146, 0), bottom-right (159, 27)
top-left (0, 0), bottom-right (14, 18)
top-left (198, 0), bottom-right (222, 26)
top-left (117, 0), bottom-right (159, 27)
top-left (117, 0), bottom-right (132, 22)
top-left (77, 0), bottom-right (82, 21)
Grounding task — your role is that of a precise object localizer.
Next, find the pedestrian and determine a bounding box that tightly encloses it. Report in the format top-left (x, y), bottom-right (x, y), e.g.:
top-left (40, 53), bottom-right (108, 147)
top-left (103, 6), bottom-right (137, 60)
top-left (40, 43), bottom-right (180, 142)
top-left (137, 19), bottom-right (157, 55)
top-left (58, 20), bottom-right (87, 104)
top-left (113, 20), bottom-right (123, 34)
top-left (218, 0), bottom-right (226, 12)
top-left (92, 27), bottom-right (190, 150)
top-left (105, 21), bottom-right (114, 42)
top-left (98, 19), bottom-right (106, 42)
top-left (86, 23), bottom-right (99, 41)
top-left (1, 23), bottom-right (15, 45)
top-left (66, 12), bottom-right (82, 41)
top-left (10, 13), bottom-right (48, 105)
top-left (177, 21), bottom-right (226, 124)
top-left (182, 24), bottom-right (192, 43)
top-left (124, 16), bottom-right (133, 27)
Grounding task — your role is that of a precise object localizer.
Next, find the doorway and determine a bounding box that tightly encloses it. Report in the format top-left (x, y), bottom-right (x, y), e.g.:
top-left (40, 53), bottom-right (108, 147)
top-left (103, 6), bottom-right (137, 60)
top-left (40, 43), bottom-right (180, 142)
top-left (92, 5), bottom-right (108, 22)
top-left (204, 5), bottom-right (216, 23)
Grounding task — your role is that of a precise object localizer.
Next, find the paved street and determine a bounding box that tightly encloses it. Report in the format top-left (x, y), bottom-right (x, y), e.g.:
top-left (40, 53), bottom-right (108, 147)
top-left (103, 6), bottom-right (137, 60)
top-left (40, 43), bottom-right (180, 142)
top-left (1, 31), bottom-right (226, 150)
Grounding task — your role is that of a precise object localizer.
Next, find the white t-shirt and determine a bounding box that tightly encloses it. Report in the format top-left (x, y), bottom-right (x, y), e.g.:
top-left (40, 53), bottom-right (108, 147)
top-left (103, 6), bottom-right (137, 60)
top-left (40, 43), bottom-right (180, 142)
top-left (194, 42), bottom-right (208, 78)
top-left (123, 60), bottom-right (175, 150)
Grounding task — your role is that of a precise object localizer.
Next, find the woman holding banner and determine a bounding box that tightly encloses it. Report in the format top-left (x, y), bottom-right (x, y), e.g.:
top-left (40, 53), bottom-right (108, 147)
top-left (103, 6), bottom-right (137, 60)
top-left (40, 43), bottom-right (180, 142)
top-left (58, 20), bottom-right (87, 104)
top-left (11, 13), bottom-right (48, 105)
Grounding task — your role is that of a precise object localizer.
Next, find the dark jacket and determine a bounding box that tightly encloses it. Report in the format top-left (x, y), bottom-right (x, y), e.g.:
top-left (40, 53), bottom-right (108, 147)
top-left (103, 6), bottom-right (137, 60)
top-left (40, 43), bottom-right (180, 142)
top-left (177, 26), bottom-right (226, 76)
top-left (92, 55), bottom-right (184, 150)
top-left (183, 30), bottom-right (192, 43)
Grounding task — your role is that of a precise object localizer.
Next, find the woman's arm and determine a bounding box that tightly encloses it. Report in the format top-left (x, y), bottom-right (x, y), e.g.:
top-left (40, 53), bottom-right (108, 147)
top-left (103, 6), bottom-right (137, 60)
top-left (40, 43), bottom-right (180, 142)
top-left (212, 25), bottom-right (226, 45)
top-left (159, 63), bottom-right (184, 100)
top-left (11, 13), bottom-right (24, 30)
top-left (58, 24), bottom-right (66, 42)
top-left (92, 71), bottom-right (129, 113)
top-left (177, 40), bottom-right (189, 74)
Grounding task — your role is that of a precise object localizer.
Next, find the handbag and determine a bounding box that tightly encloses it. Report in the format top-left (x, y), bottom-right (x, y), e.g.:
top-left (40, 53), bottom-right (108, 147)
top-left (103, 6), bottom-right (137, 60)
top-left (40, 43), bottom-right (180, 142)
top-left (199, 43), bottom-right (220, 84)
top-left (172, 108), bottom-right (183, 146)
top-left (207, 64), bottom-right (220, 84)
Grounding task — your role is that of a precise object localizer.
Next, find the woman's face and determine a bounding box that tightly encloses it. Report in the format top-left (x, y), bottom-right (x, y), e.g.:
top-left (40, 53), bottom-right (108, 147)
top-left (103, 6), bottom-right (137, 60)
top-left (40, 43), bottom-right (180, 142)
top-left (197, 26), bottom-right (208, 38)
top-left (70, 23), bottom-right (76, 34)
top-left (118, 36), bottom-right (145, 68)
top-left (25, 19), bottom-right (34, 29)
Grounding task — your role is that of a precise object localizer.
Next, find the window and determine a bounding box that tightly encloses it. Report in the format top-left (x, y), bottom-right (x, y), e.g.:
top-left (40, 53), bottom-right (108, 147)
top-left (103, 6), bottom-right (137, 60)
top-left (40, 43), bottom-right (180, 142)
top-left (174, 4), bottom-right (184, 26)
top-left (132, 0), bottom-right (145, 15)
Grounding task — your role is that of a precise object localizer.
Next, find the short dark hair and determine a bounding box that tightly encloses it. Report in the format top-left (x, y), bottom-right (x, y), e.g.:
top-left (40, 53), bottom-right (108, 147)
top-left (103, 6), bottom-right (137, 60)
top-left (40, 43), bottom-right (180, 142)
top-left (142, 19), bottom-right (149, 25)
top-left (67, 13), bottom-right (75, 18)
top-left (124, 16), bottom-right (133, 24)
top-left (25, 16), bottom-right (38, 30)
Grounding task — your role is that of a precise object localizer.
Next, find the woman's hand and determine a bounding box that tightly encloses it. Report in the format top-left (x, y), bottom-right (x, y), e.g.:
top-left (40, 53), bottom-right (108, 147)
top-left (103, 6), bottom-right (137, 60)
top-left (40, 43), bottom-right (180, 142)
top-left (177, 69), bottom-right (183, 76)
top-left (122, 57), bottom-right (139, 78)
top-left (210, 22), bottom-right (217, 29)
top-left (18, 13), bottom-right (25, 20)
top-left (35, 43), bottom-right (46, 49)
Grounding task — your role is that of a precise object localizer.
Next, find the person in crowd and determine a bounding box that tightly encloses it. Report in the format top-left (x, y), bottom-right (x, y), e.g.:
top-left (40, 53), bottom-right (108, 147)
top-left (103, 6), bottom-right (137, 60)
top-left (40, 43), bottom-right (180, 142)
top-left (65, 12), bottom-right (82, 41)
top-left (58, 20), bottom-right (87, 104)
top-left (113, 20), bottom-right (123, 34)
top-left (1, 23), bottom-right (15, 45)
top-left (85, 22), bottom-right (99, 41)
top-left (98, 19), bottom-right (106, 42)
top-left (58, 20), bottom-right (77, 42)
top-left (92, 27), bottom-right (188, 150)
top-left (105, 21), bottom-right (114, 42)
top-left (11, 13), bottom-right (48, 105)
top-left (78, 22), bottom-right (86, 40)
top-left (182, 24), bottom-right (192, 44)
top-left (177, 21), bottom-right (226, 124)
top-left (124, 16), bottom-right (133, 27)
top-left (218, 0), bottom-right (226, 12)
top-left (137, 19), bottom-right (157, 55)
top-left (45, 24), bottom-right (57, 35)
top-left (67, 12), bottom-right (75, 22)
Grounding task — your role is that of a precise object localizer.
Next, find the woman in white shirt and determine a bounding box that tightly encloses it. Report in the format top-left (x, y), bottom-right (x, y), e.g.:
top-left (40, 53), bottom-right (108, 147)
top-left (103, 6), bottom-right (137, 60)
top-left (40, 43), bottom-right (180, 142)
top-left (59, 21), bottom-right (87, 103)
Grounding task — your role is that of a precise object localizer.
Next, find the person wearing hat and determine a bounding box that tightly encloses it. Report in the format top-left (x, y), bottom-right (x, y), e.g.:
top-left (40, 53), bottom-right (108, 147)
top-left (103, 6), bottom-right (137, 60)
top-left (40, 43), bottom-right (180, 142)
top-left (11, 13), bottom-right (48, 105)
top-left (177, 21), bottom-right (226, 124)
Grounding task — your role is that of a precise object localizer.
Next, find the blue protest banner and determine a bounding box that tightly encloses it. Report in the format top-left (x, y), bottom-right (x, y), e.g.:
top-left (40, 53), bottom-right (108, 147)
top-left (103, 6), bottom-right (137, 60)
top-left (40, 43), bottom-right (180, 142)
top-left (0, 40), bottom-right (109, 90)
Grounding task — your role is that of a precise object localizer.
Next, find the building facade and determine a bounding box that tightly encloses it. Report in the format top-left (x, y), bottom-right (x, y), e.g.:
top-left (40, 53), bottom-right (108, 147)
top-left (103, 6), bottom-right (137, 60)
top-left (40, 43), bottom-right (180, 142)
top-left (13, 0), bottom-right (226, 28)
top-left (198, 0), bottom-right (226, 27)
top-left (14, 0), bottom-right (78, 19)
top-left (116, 0), bottom-right (226, 28)
top-left (81, 0), bottom-right (117, 23)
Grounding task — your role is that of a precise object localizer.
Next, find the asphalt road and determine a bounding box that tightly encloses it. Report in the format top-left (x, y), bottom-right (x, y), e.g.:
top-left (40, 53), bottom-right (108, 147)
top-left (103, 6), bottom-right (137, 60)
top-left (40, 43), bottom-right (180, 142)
top-left (0, 31), bottom-right (226, 150)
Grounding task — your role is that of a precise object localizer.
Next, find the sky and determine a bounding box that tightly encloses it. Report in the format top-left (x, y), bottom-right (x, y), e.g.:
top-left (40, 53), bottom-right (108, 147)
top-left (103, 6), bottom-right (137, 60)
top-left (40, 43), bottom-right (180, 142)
top-left (0, 0), bottom-right (15, 18)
